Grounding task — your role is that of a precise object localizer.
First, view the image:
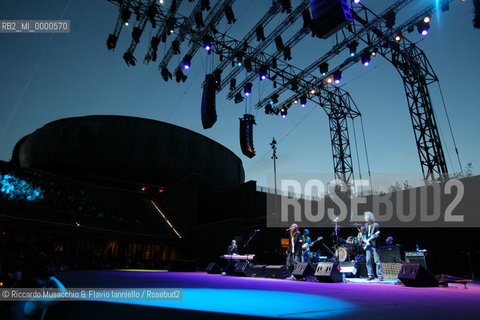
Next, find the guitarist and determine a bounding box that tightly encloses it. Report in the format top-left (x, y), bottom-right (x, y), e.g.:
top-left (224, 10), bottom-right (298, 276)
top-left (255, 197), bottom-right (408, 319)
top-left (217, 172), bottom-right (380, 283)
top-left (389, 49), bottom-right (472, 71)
top-left (301, 229), bottom-right (312, 263)
top-left (363, 211), bottom-right (384, 281)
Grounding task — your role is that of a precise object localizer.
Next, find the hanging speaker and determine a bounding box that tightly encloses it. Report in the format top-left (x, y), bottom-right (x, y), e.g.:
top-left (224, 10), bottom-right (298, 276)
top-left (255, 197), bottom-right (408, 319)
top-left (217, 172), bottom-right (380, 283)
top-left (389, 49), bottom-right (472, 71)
top-left (201, 73), bottom-right (217, 129)
top-left (239, 114), bottom-right (256, 158)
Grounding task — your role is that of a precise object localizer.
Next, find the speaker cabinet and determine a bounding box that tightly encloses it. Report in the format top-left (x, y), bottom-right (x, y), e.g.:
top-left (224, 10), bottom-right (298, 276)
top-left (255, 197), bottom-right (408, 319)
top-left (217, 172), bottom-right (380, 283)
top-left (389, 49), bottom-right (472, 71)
top-left (223, 261), bottom-right (237, 276)
top-left (249, 265), bottom-right (266, 278)
top-left (315, 262), bottom-right (342, 283)
top-left (265, 265), bottom-right (291, 279)
top-left (201, 73), bottom-right (217, 129)
top-left (233, 262), bottom-right (252, 277)
top-left (239, 114), bottom-right (256, 158)
top-left (292, 263), bottom-right (315, 279)
top-left (309, 0), bottom-right (351, 39)
top-left (205, 262), bottom-right (221, 274)
top-left (398, 263), bottom-right (439, 287)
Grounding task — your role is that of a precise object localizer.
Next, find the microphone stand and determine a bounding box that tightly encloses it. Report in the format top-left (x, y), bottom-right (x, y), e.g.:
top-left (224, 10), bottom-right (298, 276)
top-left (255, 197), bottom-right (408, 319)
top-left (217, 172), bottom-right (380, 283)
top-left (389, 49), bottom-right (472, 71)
top-left (243, 229), bottom-right (259, 263)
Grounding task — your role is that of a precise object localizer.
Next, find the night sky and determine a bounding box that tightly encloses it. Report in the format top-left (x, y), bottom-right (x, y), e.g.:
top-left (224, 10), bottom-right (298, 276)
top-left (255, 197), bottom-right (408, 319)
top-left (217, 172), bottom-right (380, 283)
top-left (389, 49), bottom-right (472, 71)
top-left (1, 0), bottom-right (479, 190)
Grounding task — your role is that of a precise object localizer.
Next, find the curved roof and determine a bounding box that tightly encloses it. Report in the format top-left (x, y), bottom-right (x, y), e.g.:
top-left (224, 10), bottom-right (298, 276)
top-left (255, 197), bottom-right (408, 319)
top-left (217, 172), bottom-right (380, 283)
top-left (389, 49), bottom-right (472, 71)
top-left (15, 115), bottom-right (244, 190)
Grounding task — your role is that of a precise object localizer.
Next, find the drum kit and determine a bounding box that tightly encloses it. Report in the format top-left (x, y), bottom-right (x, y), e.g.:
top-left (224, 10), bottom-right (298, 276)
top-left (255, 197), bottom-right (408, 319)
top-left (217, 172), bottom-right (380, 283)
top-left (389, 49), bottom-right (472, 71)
top-left (308, 223), bottom-right (366, 264)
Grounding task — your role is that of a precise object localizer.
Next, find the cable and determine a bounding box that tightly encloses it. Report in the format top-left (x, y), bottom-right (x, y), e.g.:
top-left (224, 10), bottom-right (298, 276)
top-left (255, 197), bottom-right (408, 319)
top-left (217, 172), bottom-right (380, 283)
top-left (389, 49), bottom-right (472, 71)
top-left (351, 117), bottom-right (364, 194)
top-left (437, 81), bottom-right (463, 175)
top-left (359, 115), bottom-right (373, 192)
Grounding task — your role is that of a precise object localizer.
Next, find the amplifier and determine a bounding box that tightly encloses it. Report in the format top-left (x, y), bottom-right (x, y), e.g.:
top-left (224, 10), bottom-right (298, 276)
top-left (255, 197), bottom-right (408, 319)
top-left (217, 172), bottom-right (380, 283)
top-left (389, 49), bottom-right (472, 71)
top-left (380, 246), bottom-right (403, 263)
top-left (405, 252), bottom-right (427, 269)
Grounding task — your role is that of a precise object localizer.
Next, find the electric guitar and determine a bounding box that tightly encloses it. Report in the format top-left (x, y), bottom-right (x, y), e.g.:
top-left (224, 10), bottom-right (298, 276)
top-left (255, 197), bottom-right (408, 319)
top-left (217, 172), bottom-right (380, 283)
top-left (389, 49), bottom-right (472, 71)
top-left (363, 231), bottom-right (380, 250)
top-left (302, 236), bottom-right (323, 252)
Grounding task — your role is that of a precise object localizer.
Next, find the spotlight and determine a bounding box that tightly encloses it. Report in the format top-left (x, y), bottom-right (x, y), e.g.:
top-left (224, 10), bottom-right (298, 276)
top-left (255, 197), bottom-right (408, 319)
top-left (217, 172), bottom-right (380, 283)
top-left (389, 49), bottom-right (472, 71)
top-left (201, 0), bottom-right (211, 11)
top-left (265, 104), bottom-right (273, 114)
top-left (353, 0), bottom-right (361, 3)
top-left (225, 5), bottom-right (237, 24)
top-left (182, 55), bottom-right (192, 69)
top-left (326, 76), bottom-right (334, 84)
top-left (385, 10), bottom-right (396, 29)
top-left (300, 95), bottom-right (307, 107)
top-left (195, 11), bottom-right (204, 29)
top-left (172, 40), bottom-right (180, 55)
top-left (271, 57), bottom-right (277, 69)
top-left (274, 35), bottom-right (284, 51)
top-left (280, 108), bottom-right (287, 118)
top-left (310, 88), bottom-right (316, 95)
top-left (132, 27), bottom-right (142, 43)
top-left (175, 69), bottom-right (187, 82)
top-left (394, 32), bottom-right (402, 41)
top-left (291, 80), bottom-right (298, 91)
top-left (294, 99), bottom-right (298, 104)
top-left (123, 51), bottom-right (136, 66)
top-left (107, 34), bottom-right (118, 50)
top-left (319, 62), bottom-right (329, 75)
top-left (230, 78), bottom-right (237, 91)
top-left (161, 67), bottom-right (172, 82)
top-left (259, 66), bottom-right (268, 80)
top-left (147, 4), bottom-right (158, 28)
top-left (347, 41), bottom-right (359, 56)
top-left (235, 53), bottom-right (243, 67)
top-left (256, 25), bottom-right (266, 41)
top-left (234, 92), bottom-right (244, 104)
top-left (417, 21), bottom-right (430, 36)
top-left (280, 0), bottom-right (292, 13)
top-left (270, 93), bottom-right (279, 104)
top-left (244, 58), bottom-right (252, 72)
top-left (333, 70), bottom-right (342, 84)
top-left (203, 35), bottom-right (213, 52)
top-left (361, 52), bottom-right (371, 66)
top-left (244, 82), bottom-right (253, 96)
top-left (371, 49), bottom-right (377, 56)
top-left (283, 46), bottom-right (292, 60)
top-left (121, 8), bottom-right (132, 25)
top-left (423, 16), bottom-right (431, 24)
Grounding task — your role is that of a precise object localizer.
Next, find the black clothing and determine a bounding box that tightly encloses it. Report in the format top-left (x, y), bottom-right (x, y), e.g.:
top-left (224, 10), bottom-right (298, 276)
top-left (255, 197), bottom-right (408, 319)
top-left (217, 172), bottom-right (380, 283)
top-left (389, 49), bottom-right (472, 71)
top-left (228, 244), bottom-right (238, 255)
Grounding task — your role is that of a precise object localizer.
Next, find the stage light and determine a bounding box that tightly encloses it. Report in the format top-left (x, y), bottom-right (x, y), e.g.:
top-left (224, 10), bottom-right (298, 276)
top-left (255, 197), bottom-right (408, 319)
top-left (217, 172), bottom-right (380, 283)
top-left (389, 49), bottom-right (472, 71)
top-left (354, 0), bottom-right (361, 3)
top-left (275, 35), bottom-right (284, 52)
top-left (151, 37), bottom-right (160, 51)
top-left (259, 66), bottom-right (268, 80)
top-left (161, 67), bottom-right (172, 82)
top-left (244, 82), bottom-right (253, 96)
top-left (235, 53), bottom-right (243, 67)
top-left (281, 0), bottom-right (292, 13)
top-left (172, 40), bottom-right (180, 54)
top-left (347, 41), bottom-right (359, 56)
top-left (230, 78), bottom-right (236, 91)
top-left (294, 99), bottom-right (298, 104)
top-left (195, 11), bottom-right (204, 29)
top-left (300, 95), bottom-right (307, 107)
top-left (361, 52), bottom-right (371, 66)
top-left (132, 27), bottom-right (142, 43)
top-left (271, 57), bottom-right (277, 69)
top-left (270, 93), bottom-right (279, 104)
top-left (107, 34), bottom-right (118, 50)
top-left (310, 88), bottom-right (316, 95)
top-left (225, 4), bottom-right (237, 24)
top-left (394, 32), bottom-right (402, 41)
top-left (182, 55), bottom-right (192, 69)
top-left (121, 8), bottom-right (132, 25)
top-left (424, 16), bottom-right (431, 24)
top-left (159, 0), bottom-right (164, 4)
top-left (147, 4), bottom-right (158, 28)
top-left (201, 0), bottom-right (211, 11)
top-left (166, 17), bottom-right (176, 33)
top-left (291, 80), bottom-right (298, 91)
top-left (333, 70), bottom-right (342, 84)
top-left (417, 21), bottom-right (430, 36)
top-left (284, 46), bottom-right (292, 60)
top-left (175, 69), bottom-right (187, 82)
top-left (371, 49), bottom-right (377, 56)
top-left (265, 104), bottom-right (273, 114)
top-left (244, 58), bottom-right (252, 72)
top-left (280, 108), bottom-right (287, 118)
top-left (326, 76), bottom-right (334, 84)
top-left (234, 92), bottom-right (244, 104)
top-left (385, 10), bottom-right (396, 29)
top-left (319, 62), bottom-right (329, 75)
top-left (123, 51), bottom-right (136, 66)
top-left (203, 36), bottom-right (213, 52)
top-left (256, 25), bottom-right (266, 41)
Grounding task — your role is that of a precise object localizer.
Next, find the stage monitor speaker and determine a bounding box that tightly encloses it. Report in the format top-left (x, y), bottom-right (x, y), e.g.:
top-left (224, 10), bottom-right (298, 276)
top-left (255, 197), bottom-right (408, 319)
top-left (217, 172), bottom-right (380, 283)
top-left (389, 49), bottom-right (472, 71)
top-left (265, 265), bottom-right (291, 279)
top-left (201, 73), bottom-right (217, 129)
top-left (309, 0), bottom-right (352, 39)
top-left (223, 261), bottom-right (237, 276)
top-left (233, 262), bottom-right (253, 277)
top-left (315, 262), bottom-right (342, 283)
top-left (398, 263), bottom-right (439, 287)
top-left (205, 262), bottom-right (221, 274)
top-left (239, 114), bottom-right (256, 158)
top-left (249, 265), bottom-right (266, 278)
top-left (292, 263), bottom-right (315, 279)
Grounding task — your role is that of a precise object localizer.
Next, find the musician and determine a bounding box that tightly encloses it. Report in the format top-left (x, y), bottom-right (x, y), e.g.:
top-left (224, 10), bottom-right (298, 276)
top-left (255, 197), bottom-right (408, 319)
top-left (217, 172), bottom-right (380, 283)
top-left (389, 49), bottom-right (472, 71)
top-left (302, 229), bottom-right (312, 263)
top-left (286, 223), bottom-right (303, 268)
top-left (228, 240), bottom-right (238, 255)
top-left (363, 211), bottom-right (383, 281)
